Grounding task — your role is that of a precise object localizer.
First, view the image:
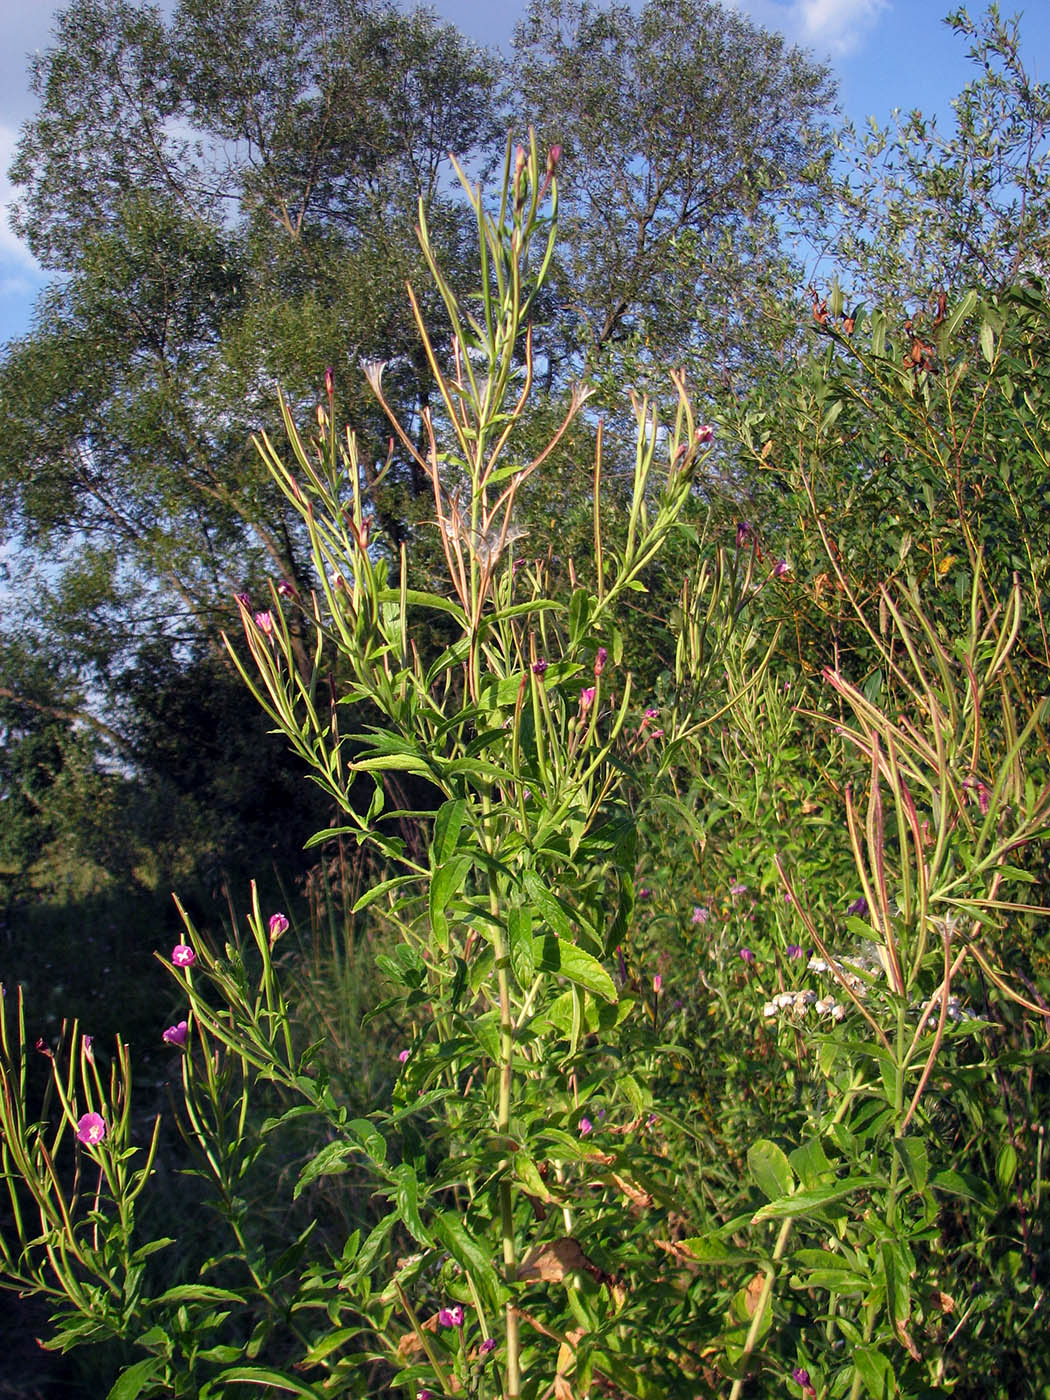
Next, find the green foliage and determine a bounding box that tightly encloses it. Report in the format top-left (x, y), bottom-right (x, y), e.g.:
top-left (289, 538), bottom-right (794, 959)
top-left (511, 0), bottom-right (835, 400)
top-left (3, 8), bottom-right (1050, 1399)
top-left (830, 6), bottom-right (1050, 304)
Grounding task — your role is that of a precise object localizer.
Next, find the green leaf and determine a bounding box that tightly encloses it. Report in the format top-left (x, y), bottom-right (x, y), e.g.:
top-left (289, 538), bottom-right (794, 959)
top-left (879, 1239), bottom-right (911, 1334)
top-left (751, 1175), bottom-right (881, 1222)
top-left (432, 798), bottom-right (469, 865)
top-left (508, 905), bottom-right (535, 987)
top-left (980, 320), bottom-right (996, 364)
top-left (942, 288), bottom-right (977, 338)
top-left (522, 872), bottom-right (576, 941)
top-left (294, 1141), bottom-right (354, 1199)
top-left (106, 1358), bottom-right (163, 1400)
top-left (393, 1163), bottom-right (431, 1245)
top-left (534, 935), bottom-right (617, 1002)
top-left (852, 1344), bottom-right (897, 1398)
top-left (996, 1141), bottom-right (1018, 1191)
top-left (431, 1211), bottom-right (501, 1303)
top-left (789, 1137), bottom-right (831, 1189)
top-left (206, 1367), bottom-right (326, 1397)
top-left (153, 1285), bottom-right (245, 1306)
top-left (568, 587), bottom-right (591, 644)
top-left (679, 1237), bottom-right (758, 1265)
top-left (747, 1139), bottom-right (794, 1202)
top-left (930, 1169), bottom-right (993, 1207)
top-left (893, 1137), bottom-right (928, 1194)
top-left (299, 1329), bottom-right (360, 1366)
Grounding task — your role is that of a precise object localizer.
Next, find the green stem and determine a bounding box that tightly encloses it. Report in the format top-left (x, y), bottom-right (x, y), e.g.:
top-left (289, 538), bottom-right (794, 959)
top-left (728, 1215), bottom-right (794, 1400)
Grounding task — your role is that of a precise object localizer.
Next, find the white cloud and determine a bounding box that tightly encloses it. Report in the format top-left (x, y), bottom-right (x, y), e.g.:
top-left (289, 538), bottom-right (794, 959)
top-left (731, 0), bottom-right (889, 58)
top-left (798, 0), bottom-right (888, 56)
top-left (0, 121), bottom-right (39, 274)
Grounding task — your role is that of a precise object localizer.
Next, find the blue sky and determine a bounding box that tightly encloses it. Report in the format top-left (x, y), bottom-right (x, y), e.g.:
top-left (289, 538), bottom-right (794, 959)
top-left (0, 0), bottom-right (1047, 346)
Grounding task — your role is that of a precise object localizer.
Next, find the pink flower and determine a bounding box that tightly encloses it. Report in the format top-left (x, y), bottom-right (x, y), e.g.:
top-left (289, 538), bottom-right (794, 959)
top-left (579, 1117), bottom-right (593, 1136)
top-left (644, 707), bottom-right (659, 719)
top-left (579, 687), bottom-right (595, 713)
top-left (594, 646), bottom-right (607, 678)
top-left (695, 424), bottom-right (714, 446)
top-left (171, 944), bottom-right (196, 968)
top-left (480, 1337), bottom-right (496, 1354)
top-left (786, 944), bottom-right (804, 959)
top-left (730, 882), bottom-right (748, 896)
top-left (692, 905), bottom-right (709, 925)
top-left (268, 912), bottom-right (289, 943)
top-left (276, 577), bottom-right (297, 599)
top-left (653, 974), bottom-right (662, 994)
top-left (76, 1112), bottom-right (107, 1146)
top-left (739, 947), bottom-right (755, 965)
top-left (398, 1049), bottom-right (410, 1063)
top-left (325, 366), bottom-right (335, 398)
top-left (418, 1392), bottom-right (434, 1400)
top-left (163, 1020), bottom-right (189, 1046)
top-left (773, 559), bottom-right (790, 578)
top-left (254, 610), bottom-right (274, 635)
top-left (437, 1304), bottom-right (464, 1328)
top-left (736, 520), bottom-right (753, 549)
top-left (546, 144), bottom-right (562, 174)
top-left (82, 1035), bottom-right (94, 1063)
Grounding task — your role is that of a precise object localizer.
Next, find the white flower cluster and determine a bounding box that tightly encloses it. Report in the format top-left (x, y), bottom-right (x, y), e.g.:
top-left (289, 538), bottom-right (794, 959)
top-left (763, 989), bottom-right (847, 1021)
top-left (924, 995), bottom-right (967, 1029)
top-left (763, 989), bottom-right (817, 1019)
top-left (808, 950), bottom-right (882, 999)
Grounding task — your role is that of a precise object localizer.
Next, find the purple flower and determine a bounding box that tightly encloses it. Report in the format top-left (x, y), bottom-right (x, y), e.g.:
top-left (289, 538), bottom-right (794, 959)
top-left (437, 1304), bottom-right (464, 1328)
top-left (786, 944), bottom-right (804, 960)
top-left (792, 1368), bottom-right (816, 1397)
top-left (82, 1035), bottom-right (94, 1063)
top-left (695, 424), bottom-right (715, 447)
top-left (638, 887), bottom-right (650, 899)
top-left (773, 559), bottom-right (790, 578)
top-left (730, 882), bottom-right (748, 897)
top-left (417, 1392), bottom-right (434, 1400)
top-left (691, 905), bottom-right (709, 925)
top-left (846, 896), bottom-right (868, 919)
top-left (76, 1112), bottom-right (107, 1146)
top-left (531, 658), bottom-right (548, 676)
top-left (739, 947), bottom-right (755, 965)
top-left (235, 592), bottom-right (251, 609)
top-left (254, 610), bottom-right (274, 635)
top-left (579, 1117), bottom-right (593, 1136)
top-left (398, 1049), bottom-right (410, 1063)
top-left (579, 686), bottom-right (596, 713)
top-left (644, 707), bottom-right (659, 719)
top-left (480, 1338), bottom-right (496, 1355)
top-left (736, 520), bottom-right (753, 549)
top-left (268, 911), bottom-right (290, 944)
top-left (594, 646), bottom-right (607, 678)
top-left (963, 775), bottom-right (991, 814)
top-left (276, 578), bottom-right (297, 599)
top-left (171, 944), bottom-right (196, 968)
top-left (163, 1020), bottom-right (188, 1046)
